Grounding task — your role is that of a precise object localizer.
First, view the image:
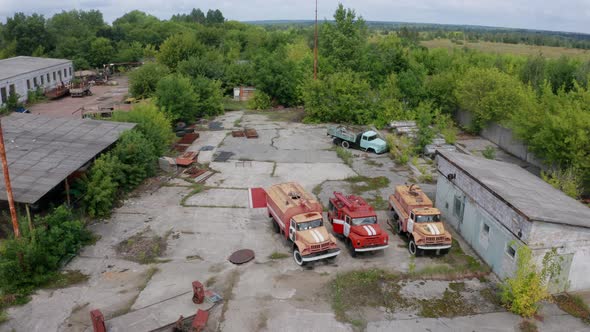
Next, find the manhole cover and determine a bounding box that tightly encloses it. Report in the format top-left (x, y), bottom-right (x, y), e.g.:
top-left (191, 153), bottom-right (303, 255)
top-left (229, 249), bottom-right (255, 264)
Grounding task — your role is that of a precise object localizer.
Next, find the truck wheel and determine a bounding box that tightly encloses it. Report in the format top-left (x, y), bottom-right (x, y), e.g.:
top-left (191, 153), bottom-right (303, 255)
top-left (341, 141), bottom-right (350, 149)
top-left (333, 138), bottom-right (341, 145)
top-left (347, 239), bottom-right (357, 257)
top-left (393, 212), bottom-right (399, 221)
top-left (272, 220), bottom-right (280, 233)
top-left (293, 248), bottom-right (306, 266)
top-left (408, 239), bottom-right (418, 256)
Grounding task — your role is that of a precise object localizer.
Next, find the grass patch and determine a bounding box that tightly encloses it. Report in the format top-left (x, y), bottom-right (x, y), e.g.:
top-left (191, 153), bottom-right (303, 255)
top-left (271, 162), bottom-right (277, 177)
top-left (223, 97), bottom-right (249, 111)
top-left (116, 228), bottom-right (168, 264)
top-left (345, 176), bottom-right (390, 195)
top-left (366, 194), bottom-right (389, 210)
top-left (519, 319), bottom-right (538, 332)
top-left (247, 108), bottom-right (304, 122)
top-left (312, 181), bottom-right (325, 196)
top-left (219, 270), bottom-right (240, 328)
top-left (480, 287), bottom-right (502, 307)
top-left (418, 288), bottom-right (474, 318)
top-left (43, 270), bottom-right (89, 289)
top-left (408, 239), bottom-right (490, 278)
top-left (482, 146), bottom-right (496, 160)
top-left (268, 252), bottom-right (290, 260)
top-left (553, 293), bottom-right (590, 324)
top-left (180, 183), bottom-right (205, 207)
top-left (364, 159), bottom-right (383, 167)
top-left (0, 310), bottom-right (7, 324)
top-left (336, 147), bottom-right (354, 167)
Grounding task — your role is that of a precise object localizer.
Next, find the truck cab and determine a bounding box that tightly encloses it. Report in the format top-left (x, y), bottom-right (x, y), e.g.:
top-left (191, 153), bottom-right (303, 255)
top-left (288, 212), bottom-right (340, 265)
top-left (359, 131), bottom-right (387, 154)
top-left (328, 192), bottom-right (389, 256)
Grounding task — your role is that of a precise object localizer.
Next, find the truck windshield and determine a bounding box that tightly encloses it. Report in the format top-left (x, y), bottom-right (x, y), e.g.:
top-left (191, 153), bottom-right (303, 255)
top-left (415, 215), bottom-right (441, 222)
top-left (352, 216), bottom-right (377, 225)
top-left (297, 219), bottom-right (323, 231)
top-left (365, 135), bottom-right (377, 141)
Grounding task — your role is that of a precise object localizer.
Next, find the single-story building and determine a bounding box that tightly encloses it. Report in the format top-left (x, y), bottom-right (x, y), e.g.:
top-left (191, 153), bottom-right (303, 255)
top-left (233, 86), bottom-right (256, 101)
top-left (435, 151), bottom-right (590, 292)
top-left (0, 113), bottom-right (134, 208)
top-left (0, 56), bottom-right (74, 106)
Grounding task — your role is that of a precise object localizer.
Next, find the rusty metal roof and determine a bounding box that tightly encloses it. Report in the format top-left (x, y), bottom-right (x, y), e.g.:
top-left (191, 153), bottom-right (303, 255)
top-left (0, 113), bottom-right (135, 204)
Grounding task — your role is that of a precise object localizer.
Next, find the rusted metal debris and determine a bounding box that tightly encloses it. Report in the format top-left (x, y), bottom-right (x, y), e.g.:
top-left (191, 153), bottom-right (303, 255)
top-left (231, 130), bottom-right (245, 137)
top-left (176, 151), bottom-right (198, 166)
top-left (245, 128), bottom-right (258, 139)
top-left (228, 249), bottom-right (255, 265)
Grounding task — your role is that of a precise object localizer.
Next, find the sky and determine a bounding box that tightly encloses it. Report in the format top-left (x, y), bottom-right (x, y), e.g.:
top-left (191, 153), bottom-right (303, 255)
top-left (1, 0), bottom-right (589, 34)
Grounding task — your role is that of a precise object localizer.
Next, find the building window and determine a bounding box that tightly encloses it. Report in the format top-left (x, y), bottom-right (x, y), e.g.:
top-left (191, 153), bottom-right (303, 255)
top-left (41, 75), bottom-right (44, 84)
top-left (34, 77), bottom-right (38, 87)
top-left (47, 73), bottom-right (50, 82)
top-left (69, 67), bottom-right (72, 76)
top-left (9, 84), bottom-right (15, 95)
top-left (63, 68), bottom-right (67, 77)
top-left (27, 80), bottom-right (31, 90)
top-left (453, 195), bottom-right (464, 222)
top-left (506, 245), bottom-right (516, 259)
top-left (483, 223), bottom-right (490, 235)
top-left (53, 72), bottom-right (56, 81)
top-left (0, 87), bottom-right (7, 103)
top-left (59, 71), bottom-right (62, 81)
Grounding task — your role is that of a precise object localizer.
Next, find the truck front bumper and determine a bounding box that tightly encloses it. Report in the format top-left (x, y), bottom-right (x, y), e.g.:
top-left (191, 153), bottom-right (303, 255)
top-left (355, 244), bottom-right (389, 252)
top-left (417, 244), bottom-right (452, 250)
top-left (302, 248), bottom-right (341, 262)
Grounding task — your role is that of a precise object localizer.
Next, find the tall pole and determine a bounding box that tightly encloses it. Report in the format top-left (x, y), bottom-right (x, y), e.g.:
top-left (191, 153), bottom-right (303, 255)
top-left (313, 0), bottom-right (318, 80)
top-left (0, 119), bottom-right (20, 238)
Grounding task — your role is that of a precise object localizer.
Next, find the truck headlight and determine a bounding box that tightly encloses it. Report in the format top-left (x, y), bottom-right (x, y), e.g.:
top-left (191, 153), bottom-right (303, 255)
top-left (357, 240), bottom-right (361, 246)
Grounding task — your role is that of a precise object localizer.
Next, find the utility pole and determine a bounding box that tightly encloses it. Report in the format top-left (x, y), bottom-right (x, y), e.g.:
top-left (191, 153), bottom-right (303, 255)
top-left (313, 0), bottom-right (318, 80)
top-left (0, 118), bottom-right (20, 238)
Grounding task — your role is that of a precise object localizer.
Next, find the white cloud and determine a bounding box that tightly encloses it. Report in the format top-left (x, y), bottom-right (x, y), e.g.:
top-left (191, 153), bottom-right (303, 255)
top-left (0, 0), bottom-right (589, 33)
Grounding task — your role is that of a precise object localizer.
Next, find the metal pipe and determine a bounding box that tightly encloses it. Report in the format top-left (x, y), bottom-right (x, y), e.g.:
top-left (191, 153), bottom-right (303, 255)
top-left (0, 118), bottom-right (20, 238)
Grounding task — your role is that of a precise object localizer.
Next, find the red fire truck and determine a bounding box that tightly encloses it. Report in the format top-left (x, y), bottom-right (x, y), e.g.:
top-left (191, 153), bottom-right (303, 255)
top-left (327, 192), bottom-right (389, 256)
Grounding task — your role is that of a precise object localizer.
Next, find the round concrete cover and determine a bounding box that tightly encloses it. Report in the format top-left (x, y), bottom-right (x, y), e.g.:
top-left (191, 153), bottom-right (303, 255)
top-left (228, 249), bottom-right (255, 264)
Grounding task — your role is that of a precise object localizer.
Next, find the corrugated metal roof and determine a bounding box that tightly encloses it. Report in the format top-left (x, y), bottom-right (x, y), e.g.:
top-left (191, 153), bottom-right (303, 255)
top-left (0, 113), bottom-right (135, 204)
top-left (0, 56), bottom-right (72, 81)
top-left (437, 151), bottom-right (590, 228)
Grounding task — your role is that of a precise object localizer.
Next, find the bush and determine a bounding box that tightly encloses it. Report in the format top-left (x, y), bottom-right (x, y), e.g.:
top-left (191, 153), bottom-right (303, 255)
top-left (111, 102), bottom-right (175, 156)
top-left (501, 246), bottom-right (561, 318)
top-left (386, 134), bottom-right (414, 164)
top-left (111, 131), bottom-right (158, 191)
top-left (541, 167), bottom-right (583, 199)
top-left (482, 146), bottom-right (496, 160)
top-left (248, 91), bottom-right (272, 110)
top-left (129, 63), bottom-right (171, 98)
top-left (82, 153), bottom-right (123, 218)
top-left (192, 75), bottom-right (224, 117)
top-left (0, 206), bottom-right (88, 294)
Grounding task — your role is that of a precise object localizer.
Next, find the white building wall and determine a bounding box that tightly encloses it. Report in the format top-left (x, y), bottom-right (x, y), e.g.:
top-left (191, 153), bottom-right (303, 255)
top-left (0, 62), bottom-right (73, 106)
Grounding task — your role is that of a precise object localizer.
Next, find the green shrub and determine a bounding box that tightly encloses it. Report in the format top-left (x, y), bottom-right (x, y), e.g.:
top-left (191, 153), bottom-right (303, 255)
top-left (386, 134), bottom-right (414, 164)
top-left (112, 131), bottom-right (158, 191)
top-left (129, 62), bottom-right (171, 98)
top-left (82, 154), bottom-right (123, 218)
top-left (248, 90), bottom-right (272, 110)
top-left (111, 102), bottom-right (175, 155)
top-left (541, 167), bottom-right (583, 199)
top-left (482, 146), bottom-right (496, 159)
top-left (0, 206), bottom-right (88, 294)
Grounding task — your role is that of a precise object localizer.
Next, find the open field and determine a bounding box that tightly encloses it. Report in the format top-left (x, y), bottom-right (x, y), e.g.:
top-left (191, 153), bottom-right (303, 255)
top-left (2, 110), bottom-right (589, 332)
top-left (421, 38), bottom-right (590, 60)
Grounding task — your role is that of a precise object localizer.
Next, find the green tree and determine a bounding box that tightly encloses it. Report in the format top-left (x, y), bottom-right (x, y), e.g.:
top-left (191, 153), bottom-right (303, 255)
top-left (3, 13), bottom-right (51, 56)
top-left (157, 32), bottom-right (205, 70)
top-left (456, 67), bottom-right (533, 132)
top-left (89, 37), bottom-right (114, 67)
top-left (82, 154), bottom-right (123, 218)
top-left (206, 9), bottom-right (225, 24)
top-left (112, 131), bottom-right (157, 191)
top-left (320, 4), bottom-right (367, 73)
top-left (192, 76), bottom-right (224, 117)
top-left (129, 62), bottom-right (170, 98)
top-left (155, 74), bottom-right (200, 121)
top-left (302, 71), bottom-right (375, 124)
top-left (111, 102), bottom-right (175, 155)
top-left (253, 48), bottom-right (302, 106)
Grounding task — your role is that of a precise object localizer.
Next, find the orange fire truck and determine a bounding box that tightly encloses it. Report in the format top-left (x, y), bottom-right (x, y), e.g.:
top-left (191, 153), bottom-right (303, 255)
top-left (328, 192), bottom-right (389, 256)
top-left (249, 182), bottom-right (341, 266)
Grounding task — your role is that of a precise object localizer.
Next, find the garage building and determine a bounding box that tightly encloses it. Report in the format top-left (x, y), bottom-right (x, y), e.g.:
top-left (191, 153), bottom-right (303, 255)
top-left (435, 151), bottom-right (590, 292)
top-left (0, 56), bottom-right (74, 106)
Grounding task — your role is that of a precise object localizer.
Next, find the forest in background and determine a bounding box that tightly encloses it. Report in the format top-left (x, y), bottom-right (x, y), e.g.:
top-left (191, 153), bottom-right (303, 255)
top-left (0, 4), bottom-right (589, 196)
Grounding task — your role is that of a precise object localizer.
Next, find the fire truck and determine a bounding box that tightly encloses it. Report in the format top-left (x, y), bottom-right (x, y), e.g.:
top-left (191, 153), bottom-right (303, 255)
top-left (389, 184), bottom-right (452, 256)
top-left (327, 192), bottom-right (389, 256)
top-left (249, 182), bottom-right (341, 266)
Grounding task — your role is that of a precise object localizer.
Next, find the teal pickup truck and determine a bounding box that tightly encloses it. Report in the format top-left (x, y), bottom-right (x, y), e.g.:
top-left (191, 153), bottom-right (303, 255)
top-left (327, 126), bottom-right (388, 154)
